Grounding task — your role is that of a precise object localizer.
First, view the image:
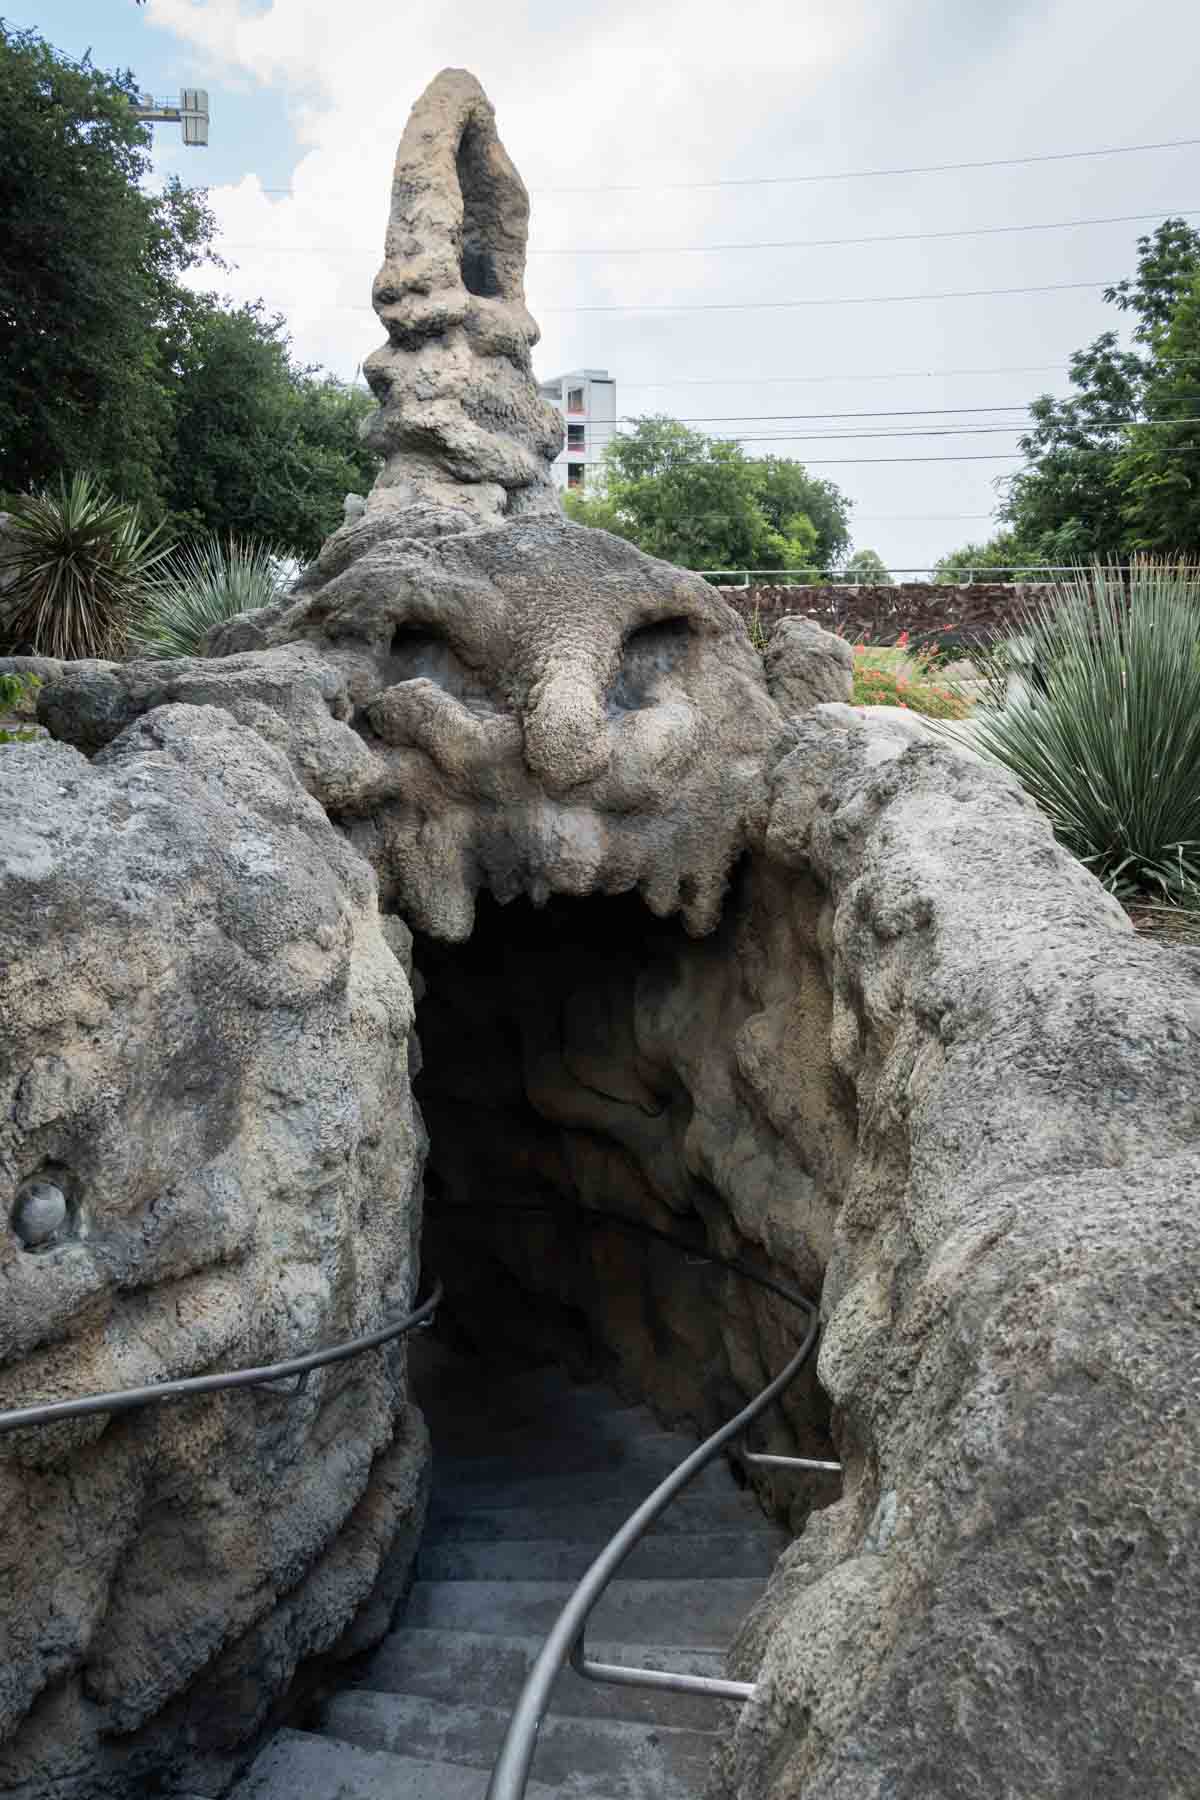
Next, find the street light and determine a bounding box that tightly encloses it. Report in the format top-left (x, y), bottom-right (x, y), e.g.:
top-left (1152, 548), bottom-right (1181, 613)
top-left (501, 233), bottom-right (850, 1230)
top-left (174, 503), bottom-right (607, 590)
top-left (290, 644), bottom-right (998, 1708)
top-left (131, 89), bottom-right (209, 146)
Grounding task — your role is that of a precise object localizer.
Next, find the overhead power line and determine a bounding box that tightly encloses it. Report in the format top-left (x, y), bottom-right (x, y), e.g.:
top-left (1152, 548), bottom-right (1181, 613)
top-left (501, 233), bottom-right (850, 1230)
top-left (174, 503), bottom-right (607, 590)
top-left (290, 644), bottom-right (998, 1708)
top-left (619, 363), bottom-right (1068, 387)
top-left (258, 133), bottom-right (1200, 199)
top-left (566, 414), bottom-right (1200, 439)
top-left (346, 276), bottom-right (1192, 318)
top-left (218, 207), bottom-right (1200, 261)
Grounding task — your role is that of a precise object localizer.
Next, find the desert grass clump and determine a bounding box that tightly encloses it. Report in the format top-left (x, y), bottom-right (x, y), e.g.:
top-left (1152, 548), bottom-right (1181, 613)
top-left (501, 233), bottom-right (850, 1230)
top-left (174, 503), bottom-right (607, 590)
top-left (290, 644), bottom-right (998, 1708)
top-left (0, 474), bottom-right (171, 659)
top-left (971, 559), bottom-right (1200, 900)
top-left (132, 534), bottom-right (285, 659)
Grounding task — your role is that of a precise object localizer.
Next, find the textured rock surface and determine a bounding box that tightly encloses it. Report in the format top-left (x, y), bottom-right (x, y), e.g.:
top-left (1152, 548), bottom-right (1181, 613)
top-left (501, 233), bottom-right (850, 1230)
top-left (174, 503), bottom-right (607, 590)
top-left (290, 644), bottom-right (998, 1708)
top-left (413, 710), bottom-right (1200, 1799)
top-left (763, 616), bottom-right (853, 713)
top-left (43, 520), bottom-right (779, 941)
top-left (344, 68), bottom-right (561, 542)
top-left (0, 708), bottom-right (427, 1797)
top-left (717, 710), bottom-right (1200, 1798)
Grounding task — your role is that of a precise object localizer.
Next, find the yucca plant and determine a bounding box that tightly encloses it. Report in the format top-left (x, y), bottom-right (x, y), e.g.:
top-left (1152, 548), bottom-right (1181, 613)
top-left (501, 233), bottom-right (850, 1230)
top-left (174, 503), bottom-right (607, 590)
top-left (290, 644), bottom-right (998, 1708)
top-left (131, 534), bottom-right (286, 659)
top-left (0, 474), bottom-right (172, 660)
top-left (968, 559), bottom-right (1200, 901)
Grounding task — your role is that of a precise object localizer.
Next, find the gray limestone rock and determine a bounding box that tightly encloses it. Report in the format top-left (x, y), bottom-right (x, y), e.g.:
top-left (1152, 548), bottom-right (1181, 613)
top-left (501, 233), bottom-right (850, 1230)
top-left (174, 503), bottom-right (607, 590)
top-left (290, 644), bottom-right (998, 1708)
top-left (47, 520), bottom-right (781, 941)
top-left (338, 68), bottom-right (562, 549)
top-left (763, 615), bottom-right (853, 712)
top-left (0, 710), bottom-right (427, 1797)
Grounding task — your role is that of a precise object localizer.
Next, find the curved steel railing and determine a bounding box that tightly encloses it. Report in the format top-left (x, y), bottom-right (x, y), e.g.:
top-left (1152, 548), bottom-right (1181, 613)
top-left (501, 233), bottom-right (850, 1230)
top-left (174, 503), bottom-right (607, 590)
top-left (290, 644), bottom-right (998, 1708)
top-left (0, 1280), bottom-right (442, 1437)
top-left (438, 1205), bottom-right (829, 1800)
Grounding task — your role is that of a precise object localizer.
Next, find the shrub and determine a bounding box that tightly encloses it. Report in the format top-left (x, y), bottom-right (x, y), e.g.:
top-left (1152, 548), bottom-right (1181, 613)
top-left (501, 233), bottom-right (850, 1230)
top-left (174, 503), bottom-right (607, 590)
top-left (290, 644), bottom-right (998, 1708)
top-left (0, 670), bottom-right (41, 743)
top-left (969, 560), bottom-right (1200, 900)
top-left (850, 632), bottom-right (972, 720)
top-left (131, 534), bottom-right (285, 659)
top-left (0, 474), bottom-right (171, 659)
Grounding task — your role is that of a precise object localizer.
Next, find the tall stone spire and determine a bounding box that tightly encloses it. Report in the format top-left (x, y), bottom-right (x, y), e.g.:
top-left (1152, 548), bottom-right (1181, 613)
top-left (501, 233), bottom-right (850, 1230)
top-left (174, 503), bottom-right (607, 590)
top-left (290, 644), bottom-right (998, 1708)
top-left (359, 69), bottom-right (564, 526)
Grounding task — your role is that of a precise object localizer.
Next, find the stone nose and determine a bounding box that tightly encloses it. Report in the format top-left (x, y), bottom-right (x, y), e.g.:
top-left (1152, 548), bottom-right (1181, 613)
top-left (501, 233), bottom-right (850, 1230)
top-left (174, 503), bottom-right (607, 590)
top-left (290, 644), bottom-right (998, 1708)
top-left (523, 669), bottom-right (613, 791)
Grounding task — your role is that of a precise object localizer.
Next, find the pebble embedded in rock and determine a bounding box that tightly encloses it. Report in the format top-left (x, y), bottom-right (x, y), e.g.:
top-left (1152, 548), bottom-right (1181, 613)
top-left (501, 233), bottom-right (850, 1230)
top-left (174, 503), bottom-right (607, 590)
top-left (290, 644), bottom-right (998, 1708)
top-left (12, 1180), bottom-right (68, 1247)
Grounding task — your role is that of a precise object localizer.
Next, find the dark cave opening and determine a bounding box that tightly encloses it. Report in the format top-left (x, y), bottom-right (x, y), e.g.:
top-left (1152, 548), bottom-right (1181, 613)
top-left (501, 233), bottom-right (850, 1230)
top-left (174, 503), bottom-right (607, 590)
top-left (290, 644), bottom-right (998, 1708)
top-left (408, 886), bottom-right (840, 1523)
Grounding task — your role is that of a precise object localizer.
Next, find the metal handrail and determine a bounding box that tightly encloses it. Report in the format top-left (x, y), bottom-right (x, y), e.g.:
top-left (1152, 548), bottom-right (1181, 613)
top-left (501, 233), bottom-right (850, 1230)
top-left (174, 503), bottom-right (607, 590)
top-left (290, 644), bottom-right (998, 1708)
top-left (464, 1206), bottom-right (826, 1800)
top-left (0, 1281), bottom-right (442, 1437)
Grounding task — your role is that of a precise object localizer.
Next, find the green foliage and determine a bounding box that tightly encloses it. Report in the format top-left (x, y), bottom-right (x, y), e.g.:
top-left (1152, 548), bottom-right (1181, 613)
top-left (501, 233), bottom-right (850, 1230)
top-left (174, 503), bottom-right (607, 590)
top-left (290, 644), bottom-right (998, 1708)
top-left (844, 548), bottom-right (893, 584)
top-left (0, 24), bottom-right (218, 507)
top-left (0, 473), bottom-right (171, 658)
top-left (1116, 272), bottom-right (1200, 550)
top-left (0, 26), bottom-right (378, 560)
top-left (568, 417), bottom-right (851, 575)
top-left (933, 530), bottom-right (1040, 582)
top-left (0, 669), bottom-right (41, 742)
top-left (162, 304), bottom-right (379, 558)
top-left (937, 219), bottom-right (1200, 572)
top-left (131, 533), bottom-right (285, 659)
top-left (849, 635), bottom-right (971, 718)
top-left (969, 561), bottom-right (1200, 899)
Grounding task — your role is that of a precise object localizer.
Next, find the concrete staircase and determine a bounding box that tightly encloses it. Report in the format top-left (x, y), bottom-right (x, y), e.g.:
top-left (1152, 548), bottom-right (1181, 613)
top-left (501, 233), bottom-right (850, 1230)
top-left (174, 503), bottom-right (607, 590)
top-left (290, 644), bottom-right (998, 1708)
top-left (231, 1343), bottom-right (787, 1799)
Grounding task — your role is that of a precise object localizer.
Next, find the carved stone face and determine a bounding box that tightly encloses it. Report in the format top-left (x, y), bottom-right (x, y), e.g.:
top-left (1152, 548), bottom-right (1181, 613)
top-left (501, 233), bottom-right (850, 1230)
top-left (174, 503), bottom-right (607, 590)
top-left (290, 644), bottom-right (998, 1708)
top-left (217, 514), bottom-right (783, 940)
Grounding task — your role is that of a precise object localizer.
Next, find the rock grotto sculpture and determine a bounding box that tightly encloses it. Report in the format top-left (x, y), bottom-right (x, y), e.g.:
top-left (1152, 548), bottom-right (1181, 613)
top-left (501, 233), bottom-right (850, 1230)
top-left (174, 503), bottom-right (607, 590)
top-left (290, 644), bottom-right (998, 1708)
top-left (3, 62), bottom-right (1199, 1800)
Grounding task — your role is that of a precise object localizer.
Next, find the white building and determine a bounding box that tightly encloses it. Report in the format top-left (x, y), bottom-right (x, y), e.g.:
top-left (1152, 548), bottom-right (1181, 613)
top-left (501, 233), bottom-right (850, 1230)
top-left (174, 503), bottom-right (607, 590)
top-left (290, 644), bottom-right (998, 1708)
top-left (538, 368), bottom-right (616, 492)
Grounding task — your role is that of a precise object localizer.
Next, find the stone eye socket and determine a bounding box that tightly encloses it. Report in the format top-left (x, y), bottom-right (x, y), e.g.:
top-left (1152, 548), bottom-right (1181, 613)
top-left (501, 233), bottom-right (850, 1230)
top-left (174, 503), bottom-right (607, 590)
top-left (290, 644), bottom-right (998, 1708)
top-left (609, 618), bottom-right (693, 717)
top-left (388, 625), bottom-right (504, 717)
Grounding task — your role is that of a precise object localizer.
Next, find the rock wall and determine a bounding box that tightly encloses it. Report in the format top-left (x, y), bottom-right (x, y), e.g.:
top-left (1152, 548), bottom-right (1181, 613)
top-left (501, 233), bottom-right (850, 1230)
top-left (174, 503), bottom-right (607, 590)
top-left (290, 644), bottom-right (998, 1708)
top-left (722, 580), bottom-right (1054, 649)
top-left (0, 707), bottom-right (427, 1797)
top-left (411, 707), bottom-right (1200, 1799)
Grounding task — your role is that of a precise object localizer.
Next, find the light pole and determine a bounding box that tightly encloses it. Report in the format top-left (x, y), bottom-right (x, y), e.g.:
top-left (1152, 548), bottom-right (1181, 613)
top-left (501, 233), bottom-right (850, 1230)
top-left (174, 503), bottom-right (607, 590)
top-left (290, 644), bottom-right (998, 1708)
top-left (131, 89), bottom-right (209, 145)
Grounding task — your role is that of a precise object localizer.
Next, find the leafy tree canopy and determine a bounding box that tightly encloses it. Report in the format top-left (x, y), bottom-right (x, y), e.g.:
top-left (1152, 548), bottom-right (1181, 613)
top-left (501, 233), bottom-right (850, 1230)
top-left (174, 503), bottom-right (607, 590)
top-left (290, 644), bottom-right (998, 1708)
top-left (563, 416), bottom-right (851, 578)
top-left (0, 23), bottom-right (379, 560)
top-left (844, 547), bottom-right (893, 584)
top-left (936, 219), bottom-right (1200, 572)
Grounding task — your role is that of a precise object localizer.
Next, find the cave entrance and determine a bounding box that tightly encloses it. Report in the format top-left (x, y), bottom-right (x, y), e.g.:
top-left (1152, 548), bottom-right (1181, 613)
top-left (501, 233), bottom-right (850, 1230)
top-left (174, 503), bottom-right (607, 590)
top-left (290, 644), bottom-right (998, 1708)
top-left (408, 886), bottom-right (838, 1517)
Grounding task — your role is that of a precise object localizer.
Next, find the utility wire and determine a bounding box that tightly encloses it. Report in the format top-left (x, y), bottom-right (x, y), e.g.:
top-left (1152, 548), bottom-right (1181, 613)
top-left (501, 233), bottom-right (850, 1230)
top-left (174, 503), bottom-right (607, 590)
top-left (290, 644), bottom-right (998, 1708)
top-left (620, 363), bottom-right (1067, 386)
top-left (218, 207), bottom-right (1200, 260)
top-left (344, 275), bottom-right (1193, 317)
top-left (563, 414), bottom-right (1200, 439)
top-left (258, 133), bottom-right (1200, 198)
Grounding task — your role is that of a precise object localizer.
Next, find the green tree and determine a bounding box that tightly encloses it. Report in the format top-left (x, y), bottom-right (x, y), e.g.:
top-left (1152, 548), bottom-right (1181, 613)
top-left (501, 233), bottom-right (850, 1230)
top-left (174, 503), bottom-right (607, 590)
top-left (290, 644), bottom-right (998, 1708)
top-left (844, 548), bottom-right (893, 584)
top-left (1002, 219), bottom-right (1200, 558)
top-left (0, 25), bottom-right (214, 507)
top-left (164, 302), bottom-right (378, 558)
top-left (745, 456), bottom-right (851, 571)
top-left (933, 530), bottom-right (1037, 582)
top-left (566, 416), bottom-right (851, 577)
top-left (936, 219), bottom-right (1200, 571)
top-left (1116, 272), bottom-right (1200, 550)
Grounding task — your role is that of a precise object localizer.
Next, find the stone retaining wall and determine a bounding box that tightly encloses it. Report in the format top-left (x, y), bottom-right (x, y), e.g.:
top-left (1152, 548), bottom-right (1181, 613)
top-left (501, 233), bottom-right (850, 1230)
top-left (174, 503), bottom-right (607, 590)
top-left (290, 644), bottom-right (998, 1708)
top-left (721, 582), bottom-right (1053, 650)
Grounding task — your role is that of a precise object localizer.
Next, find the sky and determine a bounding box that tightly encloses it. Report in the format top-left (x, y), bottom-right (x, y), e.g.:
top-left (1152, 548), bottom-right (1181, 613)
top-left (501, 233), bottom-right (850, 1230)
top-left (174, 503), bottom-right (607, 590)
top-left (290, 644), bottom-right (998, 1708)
top-left (20, 0), bottom-right (1200, 572)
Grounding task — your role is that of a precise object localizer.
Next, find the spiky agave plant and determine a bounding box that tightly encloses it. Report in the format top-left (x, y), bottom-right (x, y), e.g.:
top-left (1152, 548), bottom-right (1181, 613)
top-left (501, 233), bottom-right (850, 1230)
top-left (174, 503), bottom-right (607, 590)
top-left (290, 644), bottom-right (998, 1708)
top-left (970, 559), bottom-right (1200, 901)
top-left (0, 474), bottom-right (172, 660)
top-left (131, 534), bottom-right (286, 659)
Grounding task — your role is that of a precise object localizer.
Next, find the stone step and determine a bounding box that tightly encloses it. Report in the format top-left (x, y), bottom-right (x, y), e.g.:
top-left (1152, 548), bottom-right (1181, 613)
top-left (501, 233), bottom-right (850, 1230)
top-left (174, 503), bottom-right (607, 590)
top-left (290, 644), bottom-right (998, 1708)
top-left (435, 1431), bottom-right (702, 1488)
top-left (424, 1406), bottom-right (663, 1462)
top-left (322, 1690), bottom-right (717, 1799)
top-left (227, 1728), bottom-right (561, 1800)
top-left (358, 1627), bottom-right (741, 1731)
top-left (403, 1577), bottom-right (765, 1647)
top-left (426, 1489), bottom-right (764, 1544)
top-left (429, 1458), bottom-right (734, 1515)
top-left (418, 1527), bottom-right (785, 1583)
